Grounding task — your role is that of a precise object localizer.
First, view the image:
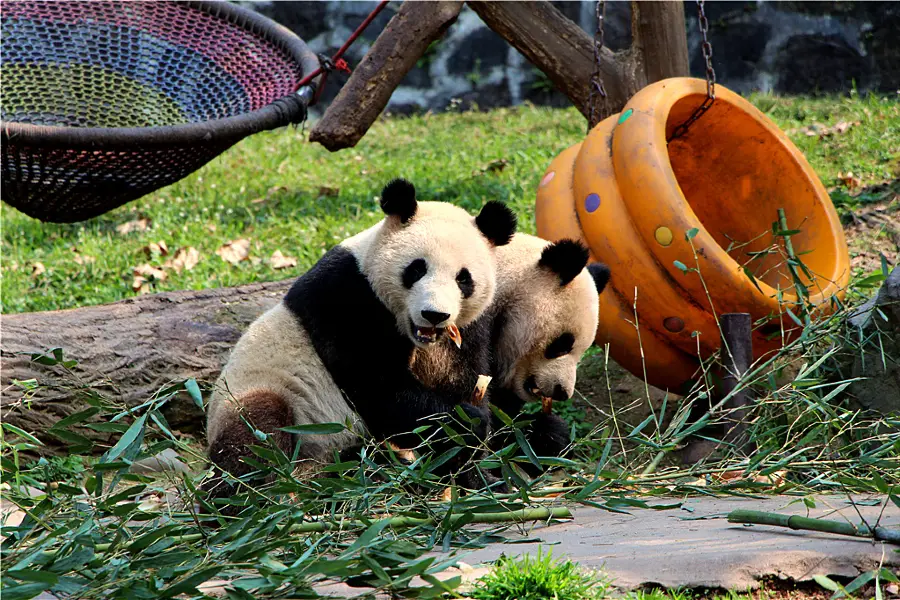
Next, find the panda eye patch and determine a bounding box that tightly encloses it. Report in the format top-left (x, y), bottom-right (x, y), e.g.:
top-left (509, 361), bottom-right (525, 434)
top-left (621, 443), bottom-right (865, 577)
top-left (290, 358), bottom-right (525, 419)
top-left (402, 259), bottom-right (428, 289)
top-left (456, 268), bottom-right (475, 298)
top-left (545, 333), bottom-right (575, 359)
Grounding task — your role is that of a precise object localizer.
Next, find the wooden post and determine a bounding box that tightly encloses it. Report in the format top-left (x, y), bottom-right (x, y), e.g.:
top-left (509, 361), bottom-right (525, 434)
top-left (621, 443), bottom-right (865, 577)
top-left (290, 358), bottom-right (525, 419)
top-left (719, 313), bottom-right (754, 450)
top-left (630, 1), bottom-right (690, 84)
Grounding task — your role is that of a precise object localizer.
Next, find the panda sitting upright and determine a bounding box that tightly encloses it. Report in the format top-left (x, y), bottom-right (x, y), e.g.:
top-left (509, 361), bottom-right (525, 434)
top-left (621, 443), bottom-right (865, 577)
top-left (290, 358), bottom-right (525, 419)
top-left (488, 233), bottom-right (610, 471)
top-left (205, 179), bottom-right (517, 494)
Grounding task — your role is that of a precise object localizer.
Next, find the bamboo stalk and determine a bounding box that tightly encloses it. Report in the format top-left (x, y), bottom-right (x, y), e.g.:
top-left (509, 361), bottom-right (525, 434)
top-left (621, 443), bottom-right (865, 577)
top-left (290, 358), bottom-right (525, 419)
top-left (728, 509), bottom-right (900, 544)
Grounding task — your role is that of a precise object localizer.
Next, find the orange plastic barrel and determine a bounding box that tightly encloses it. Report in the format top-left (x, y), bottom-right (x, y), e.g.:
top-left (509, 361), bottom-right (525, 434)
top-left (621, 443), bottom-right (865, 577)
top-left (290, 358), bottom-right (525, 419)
top-left (536, 78), bottom-right (849, 392)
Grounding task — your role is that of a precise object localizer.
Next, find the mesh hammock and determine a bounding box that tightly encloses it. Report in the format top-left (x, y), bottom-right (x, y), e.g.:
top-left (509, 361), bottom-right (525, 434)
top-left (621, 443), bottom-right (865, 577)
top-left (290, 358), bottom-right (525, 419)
top-left (1, 1), bottom-right (320, 223)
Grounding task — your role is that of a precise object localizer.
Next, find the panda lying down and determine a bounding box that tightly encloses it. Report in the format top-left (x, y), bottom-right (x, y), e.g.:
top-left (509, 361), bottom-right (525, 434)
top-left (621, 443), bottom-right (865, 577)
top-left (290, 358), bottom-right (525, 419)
top-left (205, 178), bottom-right (608, 494)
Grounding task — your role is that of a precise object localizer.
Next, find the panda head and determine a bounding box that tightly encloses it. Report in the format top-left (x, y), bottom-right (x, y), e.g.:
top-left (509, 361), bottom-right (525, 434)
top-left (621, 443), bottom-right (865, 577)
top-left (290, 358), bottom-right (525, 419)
top-left (495, 236), bottom-right (610, 403)
top-left (359, 178), bottom-right (517, 348)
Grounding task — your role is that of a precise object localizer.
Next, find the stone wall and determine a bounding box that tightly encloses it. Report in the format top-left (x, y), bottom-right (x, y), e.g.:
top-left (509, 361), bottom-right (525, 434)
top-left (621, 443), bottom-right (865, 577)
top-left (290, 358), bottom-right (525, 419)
top-left (242, 1), bottom-right (900, 115)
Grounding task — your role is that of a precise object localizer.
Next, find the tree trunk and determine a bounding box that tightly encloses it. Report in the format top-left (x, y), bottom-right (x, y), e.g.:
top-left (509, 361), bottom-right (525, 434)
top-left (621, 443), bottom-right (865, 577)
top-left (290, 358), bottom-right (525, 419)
top-left (630, 1), bottom-right (690, 84)
top-left (0, 280), bottom-right (292, 453)
top-left (310, 0), bottom-right (464, 152)
top-left (467, 0), bottom-right (643, 123)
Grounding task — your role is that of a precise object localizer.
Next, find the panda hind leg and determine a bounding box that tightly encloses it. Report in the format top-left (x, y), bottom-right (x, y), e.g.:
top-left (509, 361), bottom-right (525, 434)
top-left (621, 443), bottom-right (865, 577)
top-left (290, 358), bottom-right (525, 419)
top-left (202, 389), bottom-right (295, 505)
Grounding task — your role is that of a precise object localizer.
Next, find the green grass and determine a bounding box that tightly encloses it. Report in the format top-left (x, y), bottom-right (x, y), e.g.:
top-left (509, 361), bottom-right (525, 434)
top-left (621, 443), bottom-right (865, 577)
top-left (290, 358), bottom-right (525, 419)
top-left (470, 549), bottom-right (611, 600)
top-left (2, 93), bottom-right (897, 314)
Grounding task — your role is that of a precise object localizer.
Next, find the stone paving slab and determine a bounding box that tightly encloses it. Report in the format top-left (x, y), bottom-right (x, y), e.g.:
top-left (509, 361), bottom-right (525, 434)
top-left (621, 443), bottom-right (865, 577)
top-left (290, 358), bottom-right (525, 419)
top-left (446, 494), bottom-right (900, 591)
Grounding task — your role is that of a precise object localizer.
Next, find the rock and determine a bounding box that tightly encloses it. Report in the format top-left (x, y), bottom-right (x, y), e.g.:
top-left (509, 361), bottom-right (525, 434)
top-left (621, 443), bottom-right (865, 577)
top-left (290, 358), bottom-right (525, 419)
top-left (447, 27), bottom-right (508, 77)
top-left (775, 33), bottom-right (872, 94)
top-left (690, 22), bottom-right (772, 83)
top-left (131, 448), bottom-right (191, 475)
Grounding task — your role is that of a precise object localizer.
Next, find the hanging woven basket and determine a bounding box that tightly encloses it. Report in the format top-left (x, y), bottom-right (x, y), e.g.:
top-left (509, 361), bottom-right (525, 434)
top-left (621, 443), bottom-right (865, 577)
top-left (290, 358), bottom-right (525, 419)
top-left (536, 78), bottom-right (850, 391)
top-left (1, 1), bottom-right (320, 223)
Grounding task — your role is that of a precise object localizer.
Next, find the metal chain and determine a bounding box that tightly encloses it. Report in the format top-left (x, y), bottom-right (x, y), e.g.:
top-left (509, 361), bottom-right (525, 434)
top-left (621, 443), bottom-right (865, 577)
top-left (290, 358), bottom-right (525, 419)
top-left (587, 0), bottom-right (607, 132)
top-left (667, 0), bottom-right (717, 142)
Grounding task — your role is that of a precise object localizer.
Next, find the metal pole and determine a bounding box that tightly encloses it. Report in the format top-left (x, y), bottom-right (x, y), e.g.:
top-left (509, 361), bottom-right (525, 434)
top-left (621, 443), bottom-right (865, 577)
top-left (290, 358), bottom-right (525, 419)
top-left (719, 313), bottom-right (754, 451)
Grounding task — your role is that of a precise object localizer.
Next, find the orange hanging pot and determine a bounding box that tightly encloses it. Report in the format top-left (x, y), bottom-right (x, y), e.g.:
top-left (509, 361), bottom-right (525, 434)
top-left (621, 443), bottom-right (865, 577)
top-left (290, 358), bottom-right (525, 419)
top-left (536, 78), bottom-right (849, 392)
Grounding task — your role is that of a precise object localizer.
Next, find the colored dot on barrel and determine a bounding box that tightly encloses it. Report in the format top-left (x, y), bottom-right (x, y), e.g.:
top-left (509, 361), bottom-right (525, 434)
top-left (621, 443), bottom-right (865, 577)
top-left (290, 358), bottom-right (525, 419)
top-left (664, 316), bottom-right (685, 333)
top-left (655, 226), bottom-right (673, 246)
top-left (540, 171), bottom-right (556, 187)
top-left (617, 108), bottom-right (634, 124)
top-left (584, 193), bottom-right (601, 213)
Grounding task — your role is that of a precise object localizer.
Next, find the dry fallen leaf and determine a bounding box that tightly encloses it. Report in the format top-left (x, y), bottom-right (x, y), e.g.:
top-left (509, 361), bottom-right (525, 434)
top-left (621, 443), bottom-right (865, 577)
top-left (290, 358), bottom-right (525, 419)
top-left (216, 239), bottom-right (250, 265)
top-left (270, 250), bottom-right (298, 270)
top-left (116, 217), bottom-right (151, 235)
top-left (71, 247), bottom-right (96, 266)
top-left (317, 186), bottom-right (339, 198)
top-left (131, 275), bottom-right (150, 294)
top-left (142, 241), bottom-right (169, 257)
top-left (164, 247), bottom-right (200, 273)
top-left (838, 171), bottom-right (861, 190)
top-left (822, 120), bottom-right (859, 136)
top-left (31, 262), bottom-right (46, 278)
top-left (133, 263), bottom-right (167, 282)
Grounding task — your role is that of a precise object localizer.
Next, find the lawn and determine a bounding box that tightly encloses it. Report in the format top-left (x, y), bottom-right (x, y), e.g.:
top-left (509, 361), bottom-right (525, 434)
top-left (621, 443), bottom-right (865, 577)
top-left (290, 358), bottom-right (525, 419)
top-left (2, 92), bottom-right (898, 314)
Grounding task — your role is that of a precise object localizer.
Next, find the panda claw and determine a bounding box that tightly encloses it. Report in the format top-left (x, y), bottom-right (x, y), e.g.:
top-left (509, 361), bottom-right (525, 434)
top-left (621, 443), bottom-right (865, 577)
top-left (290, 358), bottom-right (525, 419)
top-left (471, 374), bottom-right (492, 407)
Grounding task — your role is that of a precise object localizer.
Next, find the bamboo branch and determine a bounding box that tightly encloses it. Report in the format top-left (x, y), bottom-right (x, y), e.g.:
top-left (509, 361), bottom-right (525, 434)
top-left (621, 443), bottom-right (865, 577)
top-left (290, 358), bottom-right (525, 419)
top-left (7, 507), bottom-right (573, 560)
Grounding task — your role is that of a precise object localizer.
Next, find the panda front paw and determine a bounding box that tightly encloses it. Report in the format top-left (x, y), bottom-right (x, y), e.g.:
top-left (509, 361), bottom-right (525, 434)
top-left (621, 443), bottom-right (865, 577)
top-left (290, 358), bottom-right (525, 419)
top-left (458, 402), bottom-right (491, 441)
top-left (527, 412), bottom-right (571, 459)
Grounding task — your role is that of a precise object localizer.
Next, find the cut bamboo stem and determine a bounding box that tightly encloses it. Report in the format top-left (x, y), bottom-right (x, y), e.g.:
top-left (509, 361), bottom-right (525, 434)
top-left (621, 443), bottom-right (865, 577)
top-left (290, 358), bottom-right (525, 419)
top-left (728, 509), bottom-right (900, 544)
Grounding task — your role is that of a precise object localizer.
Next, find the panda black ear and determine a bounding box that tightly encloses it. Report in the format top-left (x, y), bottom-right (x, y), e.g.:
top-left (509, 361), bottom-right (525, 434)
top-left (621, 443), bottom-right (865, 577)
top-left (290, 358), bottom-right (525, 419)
top-left (380, 179), bottom-right (417, 224)
top-left (587, 262), bottom-right (611, 294)
top-left (476, 201), bottom-right (517, 246)
top-left (539, 239), bottom-right (589, 286)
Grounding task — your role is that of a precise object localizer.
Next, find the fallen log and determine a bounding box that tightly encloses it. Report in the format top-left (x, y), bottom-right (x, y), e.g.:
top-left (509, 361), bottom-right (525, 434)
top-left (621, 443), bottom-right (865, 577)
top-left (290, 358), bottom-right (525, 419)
top-left (310, 0), bottom-right (464, 151)
top-left (0, 280), bottom-right (291, 452)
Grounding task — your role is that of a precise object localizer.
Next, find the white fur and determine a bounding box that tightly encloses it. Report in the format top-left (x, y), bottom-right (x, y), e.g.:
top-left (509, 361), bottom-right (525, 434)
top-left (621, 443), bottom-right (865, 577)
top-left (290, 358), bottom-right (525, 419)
top-left (492, 233), bottom-right (600, 401)
top-left (207, 303), bottom-right (363, 458)
top-left (207, 200), bottom-right (503, 464)
top-left (348, 201), bottom-right (498, 345)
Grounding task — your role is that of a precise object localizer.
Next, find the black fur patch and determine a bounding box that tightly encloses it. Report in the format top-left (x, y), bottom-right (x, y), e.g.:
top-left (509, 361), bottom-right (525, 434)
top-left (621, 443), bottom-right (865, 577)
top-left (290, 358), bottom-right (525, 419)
top-left (475, 201), bottom-right (517, 247)
top-left (402, 258), bottom-right (427, 289)
top-left (456, 268), bottom-right (474, 298)
top-left (380, 178), bottom-right (417, 223)
top-left (204, 389), bottom-right (294, 504)
top-left (284, 246), bottom-right (494, 458)
top-left (587, 262), bottom-right (611, 294)
top-left (544, 332), bottom-right (575, 359)
top-left (486, 387), bottom-right (571, 478)
top-left (539, 239), bottom-right (590, 286)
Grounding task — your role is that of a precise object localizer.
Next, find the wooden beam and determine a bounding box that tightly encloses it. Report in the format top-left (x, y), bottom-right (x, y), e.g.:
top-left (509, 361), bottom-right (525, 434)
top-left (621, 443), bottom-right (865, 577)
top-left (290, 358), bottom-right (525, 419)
top-left (310, 0), bottom-right (464, 152)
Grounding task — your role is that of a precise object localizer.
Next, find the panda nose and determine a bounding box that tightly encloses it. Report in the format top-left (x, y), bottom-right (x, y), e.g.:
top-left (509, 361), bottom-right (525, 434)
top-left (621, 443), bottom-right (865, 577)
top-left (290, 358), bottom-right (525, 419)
top-left (421, 310), bottom-right (451, 326)
top-left (551, 384), bottom-right (569, 402)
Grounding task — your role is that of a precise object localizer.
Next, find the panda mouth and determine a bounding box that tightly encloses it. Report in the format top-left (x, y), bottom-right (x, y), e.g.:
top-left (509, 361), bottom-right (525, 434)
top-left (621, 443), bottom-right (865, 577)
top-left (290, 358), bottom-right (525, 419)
top-left (413, 324), bottom-right (442, 345)
top-left (410, 321), bottom-right (463, 348)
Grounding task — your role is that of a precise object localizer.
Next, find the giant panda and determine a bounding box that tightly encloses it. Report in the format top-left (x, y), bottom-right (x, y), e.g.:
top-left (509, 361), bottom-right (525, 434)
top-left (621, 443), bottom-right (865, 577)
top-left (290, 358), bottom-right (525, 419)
top-left (487, 233), bottom-right (610, 472)
top-left (204, 179), bottom-right (517, 496)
